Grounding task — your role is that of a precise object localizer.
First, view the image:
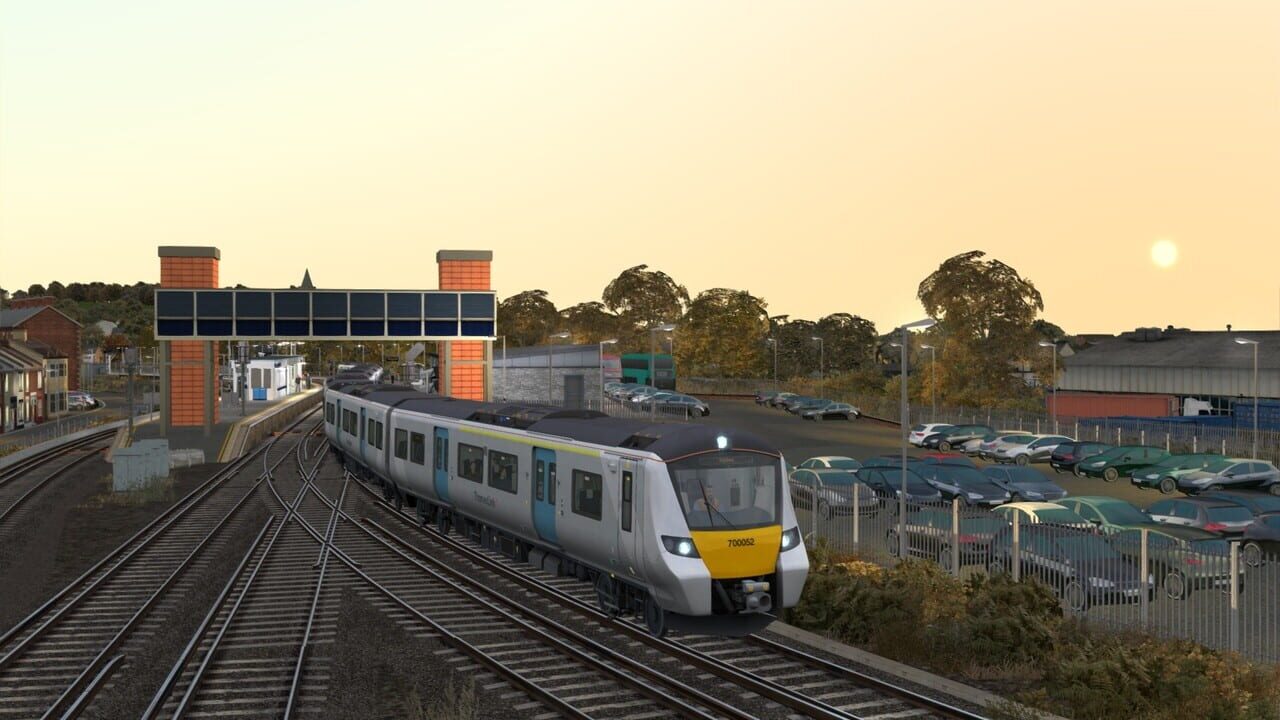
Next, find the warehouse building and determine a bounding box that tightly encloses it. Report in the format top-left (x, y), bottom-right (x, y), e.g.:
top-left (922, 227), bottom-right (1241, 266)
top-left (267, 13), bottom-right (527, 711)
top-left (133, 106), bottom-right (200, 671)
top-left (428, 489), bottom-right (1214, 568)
top-left (1056, 327), bottom-right (1280, 417)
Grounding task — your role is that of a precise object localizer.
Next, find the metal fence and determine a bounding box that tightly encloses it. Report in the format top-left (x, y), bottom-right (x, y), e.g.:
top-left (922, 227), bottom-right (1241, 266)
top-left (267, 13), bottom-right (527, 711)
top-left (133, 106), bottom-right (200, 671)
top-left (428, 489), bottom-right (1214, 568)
top-left (0, 411), bottom-right (121, 456)
top-left (788, 475), bottom-right (1280, 662)
top-left (681, 377), bottom-right (1280, 465)
top-left (494, 393), bottom-right (706, 424)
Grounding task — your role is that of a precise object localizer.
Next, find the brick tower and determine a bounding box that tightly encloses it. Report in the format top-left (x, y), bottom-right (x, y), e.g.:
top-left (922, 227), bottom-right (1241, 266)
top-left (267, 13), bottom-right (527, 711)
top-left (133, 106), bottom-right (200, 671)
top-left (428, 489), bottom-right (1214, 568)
top-left (158, 246), bottom-right (220, 429)
top-left (436, 250), bottom-right (492, 401)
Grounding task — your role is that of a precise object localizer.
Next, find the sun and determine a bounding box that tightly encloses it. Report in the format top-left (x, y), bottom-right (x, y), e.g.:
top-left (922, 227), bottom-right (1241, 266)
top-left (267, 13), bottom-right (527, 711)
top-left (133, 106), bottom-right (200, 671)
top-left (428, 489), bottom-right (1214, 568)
top-left (1151, 239), bottom-right (1179, 269)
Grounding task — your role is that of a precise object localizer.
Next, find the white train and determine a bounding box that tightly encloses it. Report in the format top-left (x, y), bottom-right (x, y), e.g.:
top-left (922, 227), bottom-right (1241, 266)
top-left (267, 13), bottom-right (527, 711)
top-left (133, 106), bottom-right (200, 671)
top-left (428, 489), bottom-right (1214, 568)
top-left (325, 379), bottom-right (809, 637)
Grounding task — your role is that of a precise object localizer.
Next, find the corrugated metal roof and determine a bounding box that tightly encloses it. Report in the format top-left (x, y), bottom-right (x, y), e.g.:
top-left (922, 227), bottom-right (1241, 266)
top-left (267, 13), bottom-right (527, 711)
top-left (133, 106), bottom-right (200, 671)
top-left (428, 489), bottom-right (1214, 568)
top-left (0, 342), bottom-right (42, 373)
top-left (1064, 330), bottom-right (1280, 370)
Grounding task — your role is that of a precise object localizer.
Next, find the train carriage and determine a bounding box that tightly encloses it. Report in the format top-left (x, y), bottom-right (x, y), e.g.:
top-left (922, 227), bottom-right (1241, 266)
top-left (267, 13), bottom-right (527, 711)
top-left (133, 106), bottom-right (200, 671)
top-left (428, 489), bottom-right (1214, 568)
top-left (325, 380), bottom-right (809, 637)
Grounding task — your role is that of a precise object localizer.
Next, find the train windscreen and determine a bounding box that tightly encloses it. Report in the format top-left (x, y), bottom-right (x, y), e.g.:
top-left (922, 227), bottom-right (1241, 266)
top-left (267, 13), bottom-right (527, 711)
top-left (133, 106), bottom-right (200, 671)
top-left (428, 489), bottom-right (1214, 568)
top-left (668, 452), bottom-right (781, 531)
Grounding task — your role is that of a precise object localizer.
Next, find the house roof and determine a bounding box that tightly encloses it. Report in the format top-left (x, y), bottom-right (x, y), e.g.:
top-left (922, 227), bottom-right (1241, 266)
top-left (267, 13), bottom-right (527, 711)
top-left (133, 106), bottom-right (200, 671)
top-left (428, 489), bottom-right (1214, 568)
top-left (1064, 329), bottom-right (1280, 371)
top-left (0, 341), bottom-right (43, 373)
top-left (0, 305), bottom-right (84, 329)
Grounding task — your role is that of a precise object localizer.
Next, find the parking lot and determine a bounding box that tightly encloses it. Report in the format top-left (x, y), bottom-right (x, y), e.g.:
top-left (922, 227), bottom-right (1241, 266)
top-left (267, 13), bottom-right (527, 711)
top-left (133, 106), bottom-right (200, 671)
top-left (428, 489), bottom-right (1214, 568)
top-left (705, 396), bottom-right (1162, 508)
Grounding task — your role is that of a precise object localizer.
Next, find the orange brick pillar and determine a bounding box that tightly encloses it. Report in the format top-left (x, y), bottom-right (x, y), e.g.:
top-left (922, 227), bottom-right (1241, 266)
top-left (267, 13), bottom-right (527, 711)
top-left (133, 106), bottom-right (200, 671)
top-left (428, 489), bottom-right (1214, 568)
top-left (436, 250), bottom-right (492, 401)
top-left (159, 246), bottom-right (220, 430)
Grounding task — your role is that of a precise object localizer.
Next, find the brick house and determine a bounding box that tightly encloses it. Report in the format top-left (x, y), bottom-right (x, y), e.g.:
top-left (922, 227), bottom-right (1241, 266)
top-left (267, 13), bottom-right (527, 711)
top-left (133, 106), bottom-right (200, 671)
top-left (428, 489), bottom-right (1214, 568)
top-left (0, 296), bottom-right (84, 390)
top-left (0, 334), bottom-right (45, 432)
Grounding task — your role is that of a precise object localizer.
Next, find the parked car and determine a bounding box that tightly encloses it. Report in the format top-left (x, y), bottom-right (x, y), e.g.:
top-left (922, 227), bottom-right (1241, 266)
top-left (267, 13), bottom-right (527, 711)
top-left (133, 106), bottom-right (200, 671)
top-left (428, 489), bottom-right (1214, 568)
top-left (993, 502), bottom-right (1092, 529)
top-left (1200, 490), bottom-right (1280, 515)
top-left (609, 383), bottom-right (643, 400)
top-left (769, 392), bottom-right (798, 408)
top-left (989, 524), bottom-right (1150, 611)
top-left (623, 385), bottom-right (663, 402)
top-left (861, 454), bottom-right (923, 468)
top-left (1128, 453), bottom-right (1225, 494)
top-left (639, 393), bottom-right (710, 417)
top-left (992, 435), bottom-right (1075, 466)
top-left (909, 423), bottom-right (953, 447)
top-left (1110, 526), bottom-right (1238, 600)
top-left (68, 391), bottom-right (97, 410)
top-left (976, 433), bottom-right (1037, 460)
top-left (789, 468), bottom-right (880, 519)
top-left (754, 389), bottom-right (779, 405)
top-left (800, 401), bottom-right (861, 421)
top-left (983, 466), bottom-right (1068, 502)
top-left (854, 467), bottom-right (942, 508)
top-left (920, 453), bottom-right (977, 468)
top-left (1147, 497), bottom-right (1256, 535)
top-left (1076, 445), bottom-right (1170, 482)
top-left (786, 397), bottom-right (829, 415)
top-left (914, 464), bottom-right (1010, 506)
top-left (922, 424), bottom-right (995, 452)
top-left (1241, 512), bottom-right (1280, 567)
top-left (888, 509), bottom-right (1007, 572)
top-left (1049, 441), bottom-right (1114, 476)
top-left (1176, 458), bottom-right (1280, 495)
top-left (797, 456), bottom-right (863, 471)
top-left (1056, 496), bottom-right (1156, 534)
top-left (958, 429), bottom-right (1018, 456)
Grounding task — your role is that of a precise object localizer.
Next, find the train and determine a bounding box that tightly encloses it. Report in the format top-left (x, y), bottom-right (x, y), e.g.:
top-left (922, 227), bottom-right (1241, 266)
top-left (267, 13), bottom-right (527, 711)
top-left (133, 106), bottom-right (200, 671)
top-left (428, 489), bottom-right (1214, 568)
top-left (324, 378), bottom-right (809, 637)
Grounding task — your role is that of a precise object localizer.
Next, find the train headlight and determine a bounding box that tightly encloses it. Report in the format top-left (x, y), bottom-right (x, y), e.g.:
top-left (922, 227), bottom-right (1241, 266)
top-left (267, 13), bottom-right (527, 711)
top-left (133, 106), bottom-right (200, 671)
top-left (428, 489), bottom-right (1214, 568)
top-left (780, 527), bottom-right (801, 552)
top-left (716, 435), bottom-right (729, 450)
top-left (662, 535), bottom-right (700, 558)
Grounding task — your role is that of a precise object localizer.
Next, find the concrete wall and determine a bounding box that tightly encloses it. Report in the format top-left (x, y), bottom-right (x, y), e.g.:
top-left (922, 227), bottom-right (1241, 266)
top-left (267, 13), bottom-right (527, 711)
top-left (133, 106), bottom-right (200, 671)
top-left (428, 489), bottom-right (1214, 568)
top-left (492, 366), bottom-right (603, 408)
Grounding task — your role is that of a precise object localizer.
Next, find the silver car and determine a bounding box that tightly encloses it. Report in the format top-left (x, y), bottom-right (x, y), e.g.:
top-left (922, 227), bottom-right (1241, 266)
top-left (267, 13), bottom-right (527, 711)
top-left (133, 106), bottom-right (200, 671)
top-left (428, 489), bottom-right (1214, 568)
top-left (977, 433), bottom-right (1036, 460)
top-left (992, 435), bottom-right (1074, 466)
top-left (1176, 459), bottom-right (1280, 495)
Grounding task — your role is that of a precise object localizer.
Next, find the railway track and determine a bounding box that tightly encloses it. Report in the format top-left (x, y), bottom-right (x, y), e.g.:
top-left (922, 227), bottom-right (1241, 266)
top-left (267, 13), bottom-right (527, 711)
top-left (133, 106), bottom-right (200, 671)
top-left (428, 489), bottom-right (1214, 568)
top-left (0, 410), bottom-right (319, 720)
top-left (0, 428), bottom-right (116, 528)
top-left (344, 467), bottom-right (990, 720)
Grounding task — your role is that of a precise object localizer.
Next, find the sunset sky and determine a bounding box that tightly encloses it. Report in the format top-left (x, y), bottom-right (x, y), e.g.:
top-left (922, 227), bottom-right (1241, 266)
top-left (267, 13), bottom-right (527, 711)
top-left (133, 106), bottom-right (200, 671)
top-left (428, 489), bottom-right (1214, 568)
top-left (2, 1), bottom-right (1278, 334)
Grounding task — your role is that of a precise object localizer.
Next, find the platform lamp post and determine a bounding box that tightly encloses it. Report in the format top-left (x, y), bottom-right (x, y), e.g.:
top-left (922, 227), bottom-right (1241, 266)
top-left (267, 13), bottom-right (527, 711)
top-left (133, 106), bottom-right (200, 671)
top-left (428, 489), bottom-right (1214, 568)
top-left (598, 338), bottom-right (618, 410)
top-left (897, 318), bottom-right (936, 559)
top-left (498, 335), bottom-right (507, 401)
top-left (650, 323), bottom-right (677, 420)
top-left (1038, 340), bottom-right (1059, 433)
top-left (1235, 337), bottom-right (1260, 458)
top-left (548, 332), bottom-right (572, 404)
top-left (920, 344), bottom-right (937, 424)
top-left (811, 337), bottom-right (824, 398)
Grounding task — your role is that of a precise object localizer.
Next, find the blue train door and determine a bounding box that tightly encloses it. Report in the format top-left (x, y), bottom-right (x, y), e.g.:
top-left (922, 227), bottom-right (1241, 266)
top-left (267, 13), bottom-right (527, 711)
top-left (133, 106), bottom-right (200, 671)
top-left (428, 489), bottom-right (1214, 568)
top-left (533, 448), bottom-right (558, 545)
top-left (358, 407), bottom-right (367, 463)
top-left (433, 427), bottom-right (450, 503)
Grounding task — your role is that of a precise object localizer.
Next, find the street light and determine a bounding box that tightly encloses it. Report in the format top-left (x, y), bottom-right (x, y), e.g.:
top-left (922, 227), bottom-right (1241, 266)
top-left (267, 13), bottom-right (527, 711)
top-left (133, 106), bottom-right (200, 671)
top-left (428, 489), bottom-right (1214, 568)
top-left (650, 324), bottom-right (676, 419)
top-left (1038, 340), bottom-right (1059, 433)
top-left (811, 337), bottom-right (824, 398)
top-left (548, 332), bottom-right (572, 404)
top-left (766, 337), bottom-right (778, 391)
top-left (498, 335), bottom-right (507, 401)
top-left (598, 338), bottom-right (618, 410)
top-left (1235, 338), bottom-right (1261, 458)
top-left (897, 318), bottom-right (936, 559)
top-left (920, 344), bottom-right (938, 424)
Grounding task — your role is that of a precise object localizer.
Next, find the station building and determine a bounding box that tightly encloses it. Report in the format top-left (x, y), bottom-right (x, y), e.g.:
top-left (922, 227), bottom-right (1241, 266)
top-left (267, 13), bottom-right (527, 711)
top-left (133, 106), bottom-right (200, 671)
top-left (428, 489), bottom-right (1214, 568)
top-left (1057, 326), bottom-right (1280, 417)
top-left (492, 344), bottom-right (621, 408)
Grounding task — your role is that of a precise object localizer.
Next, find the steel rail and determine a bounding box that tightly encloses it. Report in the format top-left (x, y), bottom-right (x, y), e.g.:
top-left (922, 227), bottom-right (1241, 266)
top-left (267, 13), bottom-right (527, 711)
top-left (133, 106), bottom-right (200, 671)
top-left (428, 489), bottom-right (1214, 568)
top-left (294, 471), bottom-right (734, 720)
top-left (350, 478), bottom-right (873, 720)
top-left (55, 653), bottom-right (125, 720)
top-left (0, 443), bottom-right (107, 526)
top-left (282, 475), bottom-right (348, 720)
top-left (140, 517), bottom-right (275, 720)
top-left (0, 428), bottom-right (117, 488)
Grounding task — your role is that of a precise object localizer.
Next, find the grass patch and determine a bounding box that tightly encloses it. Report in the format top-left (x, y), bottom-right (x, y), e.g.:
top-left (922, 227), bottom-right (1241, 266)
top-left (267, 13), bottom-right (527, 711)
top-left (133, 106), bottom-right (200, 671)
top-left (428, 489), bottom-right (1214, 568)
top-left (404, 675), bottom-right (477, 720)
top-left (82, 474), bottom-right (177, 507)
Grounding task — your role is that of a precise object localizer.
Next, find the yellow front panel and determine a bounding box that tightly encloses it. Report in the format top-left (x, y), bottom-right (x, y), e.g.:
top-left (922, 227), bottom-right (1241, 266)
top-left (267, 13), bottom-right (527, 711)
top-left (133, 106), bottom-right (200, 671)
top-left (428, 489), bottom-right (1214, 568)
top-left (690, 526), bottom-right (782, 579)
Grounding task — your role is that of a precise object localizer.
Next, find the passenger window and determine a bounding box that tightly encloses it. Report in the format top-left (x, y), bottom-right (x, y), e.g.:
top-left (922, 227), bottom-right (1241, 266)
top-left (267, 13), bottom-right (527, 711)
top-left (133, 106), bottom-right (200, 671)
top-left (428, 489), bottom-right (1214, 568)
top-left (325, 402), bottom-right (334, 424)
top-left (409, 432), bottom-right (425, 465)
top-left (621, 471), bottom-right (633, 532)
top-left (394, 429), bottom-right (408, 460)
top-left (1173, 503), bottom-right (1199, 520)
top-left (375, 422), bottom-right (384, 450)
top-left (367, 417), bottom-right (374, 442)
top-left (458, 444), bottom-right (485, 482)
top-left (1077, 505), bottom-right (1101, 522)
top-left (535, 460), bottom-right (545, 501)
top-left (1149, 501), bottom-right (1173, 516)
top-left (572, 469), bottom-right (603, 520)
top-left (488, 450), bottom-right (518, 494)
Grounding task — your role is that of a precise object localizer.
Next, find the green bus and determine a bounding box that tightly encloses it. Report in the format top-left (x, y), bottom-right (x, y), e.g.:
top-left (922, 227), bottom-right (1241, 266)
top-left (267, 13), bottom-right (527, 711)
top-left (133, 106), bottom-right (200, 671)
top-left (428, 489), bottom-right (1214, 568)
top-left (621, 353), bottom-right (676, 390)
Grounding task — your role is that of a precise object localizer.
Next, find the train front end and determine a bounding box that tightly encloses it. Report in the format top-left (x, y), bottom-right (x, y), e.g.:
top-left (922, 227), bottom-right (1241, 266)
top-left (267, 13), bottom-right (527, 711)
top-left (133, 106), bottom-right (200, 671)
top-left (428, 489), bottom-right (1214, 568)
top-left (648, 437), bottom-right (809, 636)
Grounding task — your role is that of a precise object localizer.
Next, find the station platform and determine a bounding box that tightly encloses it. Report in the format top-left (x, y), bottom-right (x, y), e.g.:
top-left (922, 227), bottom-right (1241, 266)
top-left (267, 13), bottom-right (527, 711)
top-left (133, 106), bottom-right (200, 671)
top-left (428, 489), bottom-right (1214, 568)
top-left (128, 388), bottom-right (322, 462)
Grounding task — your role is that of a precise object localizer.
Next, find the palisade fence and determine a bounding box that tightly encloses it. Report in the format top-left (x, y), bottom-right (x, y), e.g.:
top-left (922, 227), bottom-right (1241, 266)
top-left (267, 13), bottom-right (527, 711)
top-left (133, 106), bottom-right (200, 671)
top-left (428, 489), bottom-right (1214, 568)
top-left (788, 479), bottom-right (1280, 663)
top-left (0, 411), bottom-right (121, 456)
top-left (679, 377), bottom-right (1280, 465)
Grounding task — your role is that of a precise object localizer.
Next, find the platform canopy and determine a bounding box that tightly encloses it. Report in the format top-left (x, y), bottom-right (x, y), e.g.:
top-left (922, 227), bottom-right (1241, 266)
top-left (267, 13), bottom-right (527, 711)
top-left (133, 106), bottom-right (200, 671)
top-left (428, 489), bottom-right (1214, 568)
top-left (154, 288), bottom-right (496, 341)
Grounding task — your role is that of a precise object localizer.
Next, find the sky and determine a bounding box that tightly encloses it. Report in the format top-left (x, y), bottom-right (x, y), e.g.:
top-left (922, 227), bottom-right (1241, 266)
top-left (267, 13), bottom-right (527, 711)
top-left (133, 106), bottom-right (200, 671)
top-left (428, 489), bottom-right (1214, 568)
top-left (2, 1), bottom-right (1278, 334)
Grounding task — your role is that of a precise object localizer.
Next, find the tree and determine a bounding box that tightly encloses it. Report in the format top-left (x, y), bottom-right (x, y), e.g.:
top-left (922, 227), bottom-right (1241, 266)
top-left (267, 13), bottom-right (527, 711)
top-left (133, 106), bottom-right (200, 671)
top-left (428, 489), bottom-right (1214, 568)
top-left (559, 302), bottom-right (621, 344)
top-left (497, 290), bottom-right (559, 347)
top-left (27, 283), bottom-right (45, 297)
top-left (917, 251), bottom-right (1045, 407)
top-left (814, 313), bottom-right (879, 372)
top-left (81, 323), bottom-right (106, 351)
top-left (601, 265), bottom-right (689, 344)
top-left (678, 289), bottom-right (770, 377)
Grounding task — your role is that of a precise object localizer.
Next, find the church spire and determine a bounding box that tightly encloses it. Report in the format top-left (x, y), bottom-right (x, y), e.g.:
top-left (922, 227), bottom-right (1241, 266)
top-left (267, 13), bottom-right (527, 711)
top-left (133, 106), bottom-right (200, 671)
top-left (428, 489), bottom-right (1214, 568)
top-left (300, 269), bottom-right (314, 289)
